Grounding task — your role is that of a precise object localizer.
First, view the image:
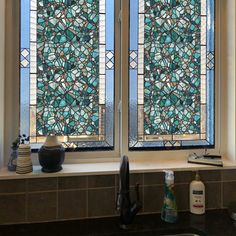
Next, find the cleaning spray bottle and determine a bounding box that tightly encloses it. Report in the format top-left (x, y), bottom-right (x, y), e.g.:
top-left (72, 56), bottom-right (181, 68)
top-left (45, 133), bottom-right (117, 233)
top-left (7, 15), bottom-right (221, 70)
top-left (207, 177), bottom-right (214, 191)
top-left (161, 170), bottom-right (178, 223)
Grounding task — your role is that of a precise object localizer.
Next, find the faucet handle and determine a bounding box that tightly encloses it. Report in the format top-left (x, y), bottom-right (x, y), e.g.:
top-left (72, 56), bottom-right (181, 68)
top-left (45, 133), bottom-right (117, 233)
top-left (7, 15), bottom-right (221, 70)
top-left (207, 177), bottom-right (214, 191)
top-left (130, 183), bottom-right (142, 217)
top-left (116, 190), bottom-right (121, 212)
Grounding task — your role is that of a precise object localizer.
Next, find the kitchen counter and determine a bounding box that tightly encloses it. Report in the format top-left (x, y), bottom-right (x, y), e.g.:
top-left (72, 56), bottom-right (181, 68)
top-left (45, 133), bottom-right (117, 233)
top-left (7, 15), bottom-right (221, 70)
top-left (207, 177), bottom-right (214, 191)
top-left (0, 209), bottom-right (235, 236)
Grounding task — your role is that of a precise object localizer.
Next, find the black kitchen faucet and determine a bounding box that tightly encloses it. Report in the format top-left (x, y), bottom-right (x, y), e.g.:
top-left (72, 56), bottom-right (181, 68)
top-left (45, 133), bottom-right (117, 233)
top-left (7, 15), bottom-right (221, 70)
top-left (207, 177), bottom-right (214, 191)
top-left (116, 155), bottom-right (142, 229)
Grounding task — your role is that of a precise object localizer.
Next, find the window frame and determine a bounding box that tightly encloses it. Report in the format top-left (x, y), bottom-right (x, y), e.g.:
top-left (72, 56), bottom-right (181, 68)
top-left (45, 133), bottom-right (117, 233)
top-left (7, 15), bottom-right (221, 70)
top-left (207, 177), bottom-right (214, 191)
top-left (19, 0), bottom-right (121, 154)
top-left (0, 0), bottom-right (5, 168)
top-left (120, 0), bottom-right (221, 160)
top-left (128, 0), bottom-right (215, 151)
top-left (3, 0), bottom-right (121, 164)
top-left (2, 0), bottom-right (236, 167)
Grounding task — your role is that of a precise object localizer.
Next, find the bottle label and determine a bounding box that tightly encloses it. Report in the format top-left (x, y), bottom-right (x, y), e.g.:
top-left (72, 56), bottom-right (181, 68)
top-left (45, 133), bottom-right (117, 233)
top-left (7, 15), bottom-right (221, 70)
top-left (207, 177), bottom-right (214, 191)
top-left (193, 190), bottom-right (203, 195)
top-left (192, 193), bottom-right (204, 211)
top-left (193, 204), bottom-right (204, 208)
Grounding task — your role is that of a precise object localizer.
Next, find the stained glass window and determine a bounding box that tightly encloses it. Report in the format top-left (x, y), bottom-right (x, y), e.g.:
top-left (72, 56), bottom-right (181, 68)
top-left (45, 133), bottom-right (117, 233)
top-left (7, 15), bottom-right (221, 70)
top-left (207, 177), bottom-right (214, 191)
top-left (20, 0), bottom-right (115, 150)
top-left (129, 0), bottom-right (215, 149)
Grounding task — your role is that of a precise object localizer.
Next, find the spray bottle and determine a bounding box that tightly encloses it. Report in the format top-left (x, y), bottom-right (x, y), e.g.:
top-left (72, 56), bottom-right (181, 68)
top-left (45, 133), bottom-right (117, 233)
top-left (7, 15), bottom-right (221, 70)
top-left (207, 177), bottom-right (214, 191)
top-left (161, 170), bottom-right (178, 223)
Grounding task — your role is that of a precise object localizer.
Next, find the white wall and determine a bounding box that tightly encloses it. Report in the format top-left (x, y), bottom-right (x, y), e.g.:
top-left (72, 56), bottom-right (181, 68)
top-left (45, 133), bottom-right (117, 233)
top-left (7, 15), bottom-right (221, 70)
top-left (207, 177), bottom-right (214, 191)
top-left (220, 0), bottom-right (236, 161)
top-left (0, 1), bottom-right (5, 167)
top-left (4, 0), bottom-right (20, 167)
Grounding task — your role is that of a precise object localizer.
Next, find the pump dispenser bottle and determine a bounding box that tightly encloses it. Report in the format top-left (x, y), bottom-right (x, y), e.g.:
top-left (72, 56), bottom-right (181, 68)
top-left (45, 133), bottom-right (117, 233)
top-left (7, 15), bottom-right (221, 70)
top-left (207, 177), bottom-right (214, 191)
top-left (190, 171), bottom-right (205, 214)
top-left (161, 170), bottom-right (178, 223)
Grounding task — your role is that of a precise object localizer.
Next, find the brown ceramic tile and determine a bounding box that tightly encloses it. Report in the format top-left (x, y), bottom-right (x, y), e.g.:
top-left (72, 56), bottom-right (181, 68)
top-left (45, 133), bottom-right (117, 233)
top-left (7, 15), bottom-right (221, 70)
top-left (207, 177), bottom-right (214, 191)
top-left (129, 186), bottom-right (144, 213)
top-left (27, 178), bottom-right (57, 192)
top-left (88, 175), bottom-right (115, 188)
top-left (115, 174), bottom-right (119, 187)
top-left (199, 170), bottom-right (221, 182)
top-left (144, 172), bottom-right (164, 185)
top-left (58, 190), bottom-right (87, 219)
top-left (0, 194), bottom-right (26, 224)
top-left (175, 184), bottom-right (189, 211)
top-left (130, 173), bottom-right (143, 187)
top-left (175, 171), bottom-right (194, 184)
top-left (114, 183), bottom-right (144, 213)
top-left (115, 175), bottom-right (120, 200)
top-left (143, 185), bottom-right (164, 213)
top-left (88, 187), bottom-right (116, 217)
top-left (223, 181), bottom-right (236, 208)
top-left (27, 192), bottom-right (57, 222)
top-left (58, 176), bottom-right (87, 190)
top-left (205, 182), bottom-right (221, 209)
top-left (115, 173), bottom-right (142, 188)
top-left (222, 169), bottom-right (236, 181)
top-left (0, 179), bottom-right (26, 193)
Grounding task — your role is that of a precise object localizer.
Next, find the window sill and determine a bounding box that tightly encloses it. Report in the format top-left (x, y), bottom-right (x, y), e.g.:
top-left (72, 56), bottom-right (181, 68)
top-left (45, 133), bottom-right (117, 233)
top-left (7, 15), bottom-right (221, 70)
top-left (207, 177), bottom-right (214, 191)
top-left (0, 157), bottom-right (235, 180)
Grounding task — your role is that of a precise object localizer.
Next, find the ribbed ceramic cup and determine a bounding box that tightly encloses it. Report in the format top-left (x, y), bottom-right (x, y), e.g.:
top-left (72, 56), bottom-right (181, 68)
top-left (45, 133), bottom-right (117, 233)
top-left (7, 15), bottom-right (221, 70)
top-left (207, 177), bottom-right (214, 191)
top-left (16, 144), bottom-right (33, 174)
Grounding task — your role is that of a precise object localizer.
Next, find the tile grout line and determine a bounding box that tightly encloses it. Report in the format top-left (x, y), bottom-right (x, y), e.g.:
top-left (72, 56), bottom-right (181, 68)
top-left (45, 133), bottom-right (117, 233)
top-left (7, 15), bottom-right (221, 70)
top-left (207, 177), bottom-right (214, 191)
top-left (56, 177), bottom-right (59, 220)
top-left (220, 180), bottom-right (236, 183)
top-left (21, 189), bottom-right (60, 194)
top-left (220, 171), bottom-right (223, 209)
top-left (114, 175), bottom-right (118, 214)
top-left (221, 180), bottom-right (223, 208)
top-left (86, 176), bottom-right (88, 218)
top-left (142, 173), bottom-right (144, 213)
top-left (0, 192), bottom-right (28, 196)
top-left (25, 179), bottom-right (28, 223)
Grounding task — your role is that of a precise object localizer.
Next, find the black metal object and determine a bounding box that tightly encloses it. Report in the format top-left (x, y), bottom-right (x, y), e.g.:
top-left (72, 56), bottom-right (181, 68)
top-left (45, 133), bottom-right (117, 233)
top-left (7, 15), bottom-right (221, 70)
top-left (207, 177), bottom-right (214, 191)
top-left (116, 155), bottom-right (142, 228)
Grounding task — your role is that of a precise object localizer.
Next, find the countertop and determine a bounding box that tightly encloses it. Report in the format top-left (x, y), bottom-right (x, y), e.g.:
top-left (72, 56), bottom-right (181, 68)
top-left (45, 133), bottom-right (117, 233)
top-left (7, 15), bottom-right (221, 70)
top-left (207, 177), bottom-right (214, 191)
top-left (1, 157), bottom-right (235, 180)
top-left (0, 209), bottom-right (235, 236)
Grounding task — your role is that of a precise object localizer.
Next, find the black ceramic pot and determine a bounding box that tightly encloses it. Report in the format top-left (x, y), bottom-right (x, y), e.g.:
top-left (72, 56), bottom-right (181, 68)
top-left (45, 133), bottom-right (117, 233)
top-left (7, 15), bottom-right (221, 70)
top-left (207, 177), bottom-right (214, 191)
top-left (38, 145), bottom-right (65, 173)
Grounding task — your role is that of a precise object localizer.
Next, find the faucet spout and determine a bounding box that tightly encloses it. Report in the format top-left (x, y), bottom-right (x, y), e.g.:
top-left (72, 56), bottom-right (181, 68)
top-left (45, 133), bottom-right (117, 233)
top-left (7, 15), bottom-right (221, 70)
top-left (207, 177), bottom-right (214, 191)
top-left (116, 156), bottom-right (142, 227)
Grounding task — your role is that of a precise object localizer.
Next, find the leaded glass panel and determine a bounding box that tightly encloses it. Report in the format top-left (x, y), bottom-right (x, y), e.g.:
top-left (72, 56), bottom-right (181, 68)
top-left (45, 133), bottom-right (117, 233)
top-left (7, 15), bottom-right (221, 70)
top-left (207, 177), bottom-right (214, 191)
top-left (129, 0), bottom-right (215, 149)
top-left (20, 0), bottom-right (115, 150)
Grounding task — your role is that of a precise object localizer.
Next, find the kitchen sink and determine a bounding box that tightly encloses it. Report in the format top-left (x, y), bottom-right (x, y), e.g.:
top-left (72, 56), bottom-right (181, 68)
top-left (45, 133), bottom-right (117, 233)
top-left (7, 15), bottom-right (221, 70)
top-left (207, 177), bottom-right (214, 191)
top-left (159, 230), bottom-right (206, 236)
top-left (162, 234), bottom-right (201, 236)
top-left (118, 232), bottom-right (205, 236)
top-left (108, 228), bottom-right (206, 236)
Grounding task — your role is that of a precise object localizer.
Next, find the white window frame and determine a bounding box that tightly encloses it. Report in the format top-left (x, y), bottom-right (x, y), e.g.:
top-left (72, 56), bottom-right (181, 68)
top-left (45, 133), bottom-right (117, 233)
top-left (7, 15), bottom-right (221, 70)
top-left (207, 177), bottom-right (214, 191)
top-left (3, 0), bottom-right (122, 165)
top-left (120, 0), bottom-right (236, 162)
top-left (0, 0), bottom-right (5, 168)
top-left (1, 0), bottom-right (236, 167)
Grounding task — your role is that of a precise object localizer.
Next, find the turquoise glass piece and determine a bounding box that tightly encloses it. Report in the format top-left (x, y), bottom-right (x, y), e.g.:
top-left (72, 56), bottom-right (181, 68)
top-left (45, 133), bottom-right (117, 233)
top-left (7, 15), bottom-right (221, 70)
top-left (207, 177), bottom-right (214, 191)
top-left (144, 0), bottom-right (201, 134)
top-left (37, 0), bottom-right (99, 136)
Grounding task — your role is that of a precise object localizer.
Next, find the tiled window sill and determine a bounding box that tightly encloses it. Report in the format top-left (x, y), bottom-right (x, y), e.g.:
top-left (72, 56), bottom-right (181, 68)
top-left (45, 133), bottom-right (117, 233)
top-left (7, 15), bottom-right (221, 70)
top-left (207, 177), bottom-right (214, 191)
top-left (0, 157), bottom-right (235, 180)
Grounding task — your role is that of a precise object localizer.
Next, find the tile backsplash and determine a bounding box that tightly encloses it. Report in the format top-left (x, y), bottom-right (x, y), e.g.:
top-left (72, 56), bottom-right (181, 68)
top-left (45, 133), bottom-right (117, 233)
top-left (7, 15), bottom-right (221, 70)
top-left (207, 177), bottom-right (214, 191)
top-left (0, 169), bottom-right (235, 225)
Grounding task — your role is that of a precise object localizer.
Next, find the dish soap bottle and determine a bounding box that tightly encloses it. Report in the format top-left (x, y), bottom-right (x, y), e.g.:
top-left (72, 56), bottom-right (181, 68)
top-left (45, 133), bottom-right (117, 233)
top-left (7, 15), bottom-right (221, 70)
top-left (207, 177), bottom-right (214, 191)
top-left (161, 170), bottom-right (178, 223)
top-left (190, 171), bottom-right (205, 214)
